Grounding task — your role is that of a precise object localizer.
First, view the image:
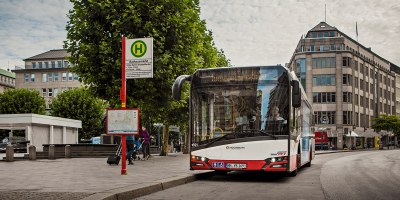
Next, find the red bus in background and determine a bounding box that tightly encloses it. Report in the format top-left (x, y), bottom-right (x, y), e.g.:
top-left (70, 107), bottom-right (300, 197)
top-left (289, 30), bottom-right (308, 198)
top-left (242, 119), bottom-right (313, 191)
top-left (315, 132), bottom-right (328, 150)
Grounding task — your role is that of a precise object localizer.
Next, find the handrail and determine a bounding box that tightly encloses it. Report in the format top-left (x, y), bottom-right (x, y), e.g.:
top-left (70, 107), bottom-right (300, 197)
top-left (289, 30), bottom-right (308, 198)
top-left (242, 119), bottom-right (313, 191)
top-left (210, 127), bottom-right (224, 138)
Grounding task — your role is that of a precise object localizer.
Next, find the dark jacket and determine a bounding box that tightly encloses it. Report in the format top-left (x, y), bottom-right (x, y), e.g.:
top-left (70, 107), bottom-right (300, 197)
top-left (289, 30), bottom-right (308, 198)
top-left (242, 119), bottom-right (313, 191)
top-left (139, 130), bottom-right (150, 144)
top-left (126, 135), bottom-right (134, 141)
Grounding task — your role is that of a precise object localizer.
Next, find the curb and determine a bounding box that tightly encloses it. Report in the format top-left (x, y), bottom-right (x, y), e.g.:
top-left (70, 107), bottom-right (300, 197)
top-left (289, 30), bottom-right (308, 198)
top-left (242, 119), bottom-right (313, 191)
top-left (315, 148), bottom-right (388, 155)
top-left (81, 171), bottom-right (216, 200)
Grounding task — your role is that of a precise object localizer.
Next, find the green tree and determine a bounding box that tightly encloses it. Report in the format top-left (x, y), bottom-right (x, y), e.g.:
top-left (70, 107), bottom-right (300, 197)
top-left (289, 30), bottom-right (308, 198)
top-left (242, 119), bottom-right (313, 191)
top-left (0, 88), bottom-right (46, 139)
top-left (50, 87), bottom-right (107, 140)
top-left (64, 0), bottom-right (230, 154)
top-left (370, 114), bottom-right (400, 136)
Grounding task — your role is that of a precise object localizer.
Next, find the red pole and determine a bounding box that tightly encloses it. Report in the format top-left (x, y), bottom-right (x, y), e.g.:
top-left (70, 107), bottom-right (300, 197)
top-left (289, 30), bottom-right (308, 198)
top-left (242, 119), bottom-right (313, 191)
top-left (121, 37), bottom-right (127, 174)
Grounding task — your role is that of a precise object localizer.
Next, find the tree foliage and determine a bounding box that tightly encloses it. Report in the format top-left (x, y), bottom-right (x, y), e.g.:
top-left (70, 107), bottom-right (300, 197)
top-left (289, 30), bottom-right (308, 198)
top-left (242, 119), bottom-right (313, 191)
top-left (0, 88), bottom-right (46, 115)
top-left (0, 88), bottom-right (46, 139)
top-left (50, 87), bottom-right (107, 140)
top-left (64, 0), bottom-right (231, 154)
top-left (370, 114), bottom-right (400, 136)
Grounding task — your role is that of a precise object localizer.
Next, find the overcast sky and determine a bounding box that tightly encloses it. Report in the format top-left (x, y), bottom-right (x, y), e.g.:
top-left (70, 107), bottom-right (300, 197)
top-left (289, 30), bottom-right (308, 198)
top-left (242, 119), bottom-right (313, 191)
top-left (1, 0), bottom-right (399, 71)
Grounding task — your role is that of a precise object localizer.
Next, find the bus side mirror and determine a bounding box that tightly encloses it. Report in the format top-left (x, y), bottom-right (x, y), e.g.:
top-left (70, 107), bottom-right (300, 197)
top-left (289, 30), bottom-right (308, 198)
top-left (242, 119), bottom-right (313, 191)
top-left (172, 75), bottom-right (191, 101)
top-left (291, 80), bottom-right (301, 108)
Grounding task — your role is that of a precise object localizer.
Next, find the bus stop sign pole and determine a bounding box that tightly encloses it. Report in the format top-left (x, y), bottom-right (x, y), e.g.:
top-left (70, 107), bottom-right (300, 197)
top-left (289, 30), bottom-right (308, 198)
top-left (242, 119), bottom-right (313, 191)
top-left (120, 37), bottom-right (127, 174)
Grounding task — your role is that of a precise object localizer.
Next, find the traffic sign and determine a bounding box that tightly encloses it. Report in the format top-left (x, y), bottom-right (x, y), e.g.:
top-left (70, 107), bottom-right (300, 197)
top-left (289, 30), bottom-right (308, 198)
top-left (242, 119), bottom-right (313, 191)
top-left (125, 38), bottom-right (153, 79)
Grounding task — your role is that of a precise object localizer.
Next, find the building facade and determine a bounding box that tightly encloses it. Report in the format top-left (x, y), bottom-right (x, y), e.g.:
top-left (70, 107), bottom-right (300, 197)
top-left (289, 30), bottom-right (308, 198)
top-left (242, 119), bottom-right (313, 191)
top-left (0, 68), bottom-right (15, 93)
top-left (12, 49), bottom-right (83, 108)
top-left (287, 22), bottom-right (398, 150)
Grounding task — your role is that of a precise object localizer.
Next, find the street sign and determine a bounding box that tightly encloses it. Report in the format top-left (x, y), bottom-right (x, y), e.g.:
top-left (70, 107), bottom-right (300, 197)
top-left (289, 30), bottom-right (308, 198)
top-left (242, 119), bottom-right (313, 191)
top-left (125, 38), bottom-right (153, 79)
top-left (106, 108), bottom-right (140, 135)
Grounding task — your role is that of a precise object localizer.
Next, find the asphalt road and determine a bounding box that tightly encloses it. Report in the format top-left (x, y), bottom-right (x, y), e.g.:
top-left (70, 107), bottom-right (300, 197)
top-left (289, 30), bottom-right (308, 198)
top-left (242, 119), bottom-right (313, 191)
top-left (135, 150), bottom-right (400, 200)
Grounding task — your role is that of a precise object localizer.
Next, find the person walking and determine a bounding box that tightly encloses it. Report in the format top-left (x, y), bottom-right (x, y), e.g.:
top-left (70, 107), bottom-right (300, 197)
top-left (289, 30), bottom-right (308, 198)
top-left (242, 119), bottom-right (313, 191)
top-left (126, 134), bottom-right (134, 165)
top-left (139, 126), bottom-right (150, 160)
top-left (364, 143), bottom-right (367, 150)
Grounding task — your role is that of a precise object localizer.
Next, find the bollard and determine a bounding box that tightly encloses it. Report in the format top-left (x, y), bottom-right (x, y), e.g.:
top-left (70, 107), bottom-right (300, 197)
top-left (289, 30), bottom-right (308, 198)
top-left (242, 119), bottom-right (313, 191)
top-left (6, 145), bottom-right (14, 162)
top-left (65, 145), bottom-right (71, 158)
top-left (49, 145), bottom-right (55, 160)
top-left (29, 146), bottom-right (36, 161)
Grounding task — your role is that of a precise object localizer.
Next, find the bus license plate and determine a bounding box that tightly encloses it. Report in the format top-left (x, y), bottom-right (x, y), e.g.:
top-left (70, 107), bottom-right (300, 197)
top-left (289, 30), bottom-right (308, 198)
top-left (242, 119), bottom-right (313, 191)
top-left (226, 163), bottom-right (246, 169)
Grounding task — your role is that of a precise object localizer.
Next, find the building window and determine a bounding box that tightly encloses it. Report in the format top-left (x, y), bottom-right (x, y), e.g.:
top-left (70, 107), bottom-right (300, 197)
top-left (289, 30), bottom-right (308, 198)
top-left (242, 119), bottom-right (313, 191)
top-left (360, 96), bottom-right (364, 107)
top-left (366, 66), bottom-right (369, 76)
top-left (318, 32), bottom-right (322, 37)
top-left (68, 72), bottom-right (73, 81)
top-left (371, 99), bottom-right (374, 109)
top-left (45, 62), bottom-right (49, 68)
top-left (355, 95), bottom-right (359, 106)
top-left (343, 74), bottom-right (352, 85)
top-left (310, 46), bottom-right (314, 51)
top-left (25, 74), bottom-right (29, 82)
top-left (320, 45), bottom-right (324, 51)
top-left (301, 46), bottom-right (305, 52)
top-left (74, 73), bottom-right (78, 81)
top-left (313, 92), bottom-right (336, 103)
top-left (315, 111), bottom-right (336, 125)
top-left (58, 61), bottom-right (62, 68)
top-left (31, 74), bottom-right (35, 82)
top-left (54, 88), bottom-right (58, 97)
top-left (39, 62), bottom-right (42, 69)
top-left (370, 69), bottom-right (373, 78)
top-left (343, 57), bottom-right (349, 67)
top-left (42, 88), bottom-right (46, 97)
top-left (340, 44), bottom-right (344, 50)
top-left (48, 73), bottom-right (52, 82)
top-left (312, 57), bottom-right (335, 68)
top-left (355, 77), bottom-right (358, 88)
top-left (48, 88), bottom-right (53, 97)
top-left (365, 97), bottom-right (368, 109)
top-left (55, 73), bottom-right (58, 81)
top-left (330, 44), bottom-right (334, 50)
top-left (42, 74), bottom-right (47, 82)
top-left (64, 61), bottom-right (69, 68)
top-left (62, 73), bottom-right (67, 81)
top-left (312, 75), bottom-right (335, 86)
top-left (343, 92), bottom-right (352, 103)
top-left (68, 87), bottom-right (72, 90)
top-left (393, 92), bottom-right (396, 101)
top-left (329, 32), bottom-right (334, 37)
top-left (51, 61), bottom-right (55, 68)
top-left (343, 111), bottom-right (352, 125)
top-left (32, 63), bottom-right (36, 69)
top-left (323, 32), bottom-right (328, 37)
top-left (62, 88), bottom-right (66, 92)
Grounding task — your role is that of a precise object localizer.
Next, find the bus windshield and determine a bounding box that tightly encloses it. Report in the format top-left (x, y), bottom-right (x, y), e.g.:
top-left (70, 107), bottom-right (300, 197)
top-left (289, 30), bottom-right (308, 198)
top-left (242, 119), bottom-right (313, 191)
top-left (191, 66), bottom-right (290, 146)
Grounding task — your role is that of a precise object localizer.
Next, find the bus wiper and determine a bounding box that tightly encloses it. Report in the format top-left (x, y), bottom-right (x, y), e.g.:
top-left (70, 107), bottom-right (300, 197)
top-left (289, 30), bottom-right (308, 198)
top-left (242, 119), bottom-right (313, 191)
top-left (244, 129), bottom-right (278, 139)
top-left (205, 133), bottom-right (236, 148)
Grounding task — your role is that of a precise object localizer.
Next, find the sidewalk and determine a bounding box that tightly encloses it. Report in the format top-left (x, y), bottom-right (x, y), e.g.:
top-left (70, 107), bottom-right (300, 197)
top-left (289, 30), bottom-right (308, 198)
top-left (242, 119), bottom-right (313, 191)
top-left (0, 153), bottom-right (213, 200)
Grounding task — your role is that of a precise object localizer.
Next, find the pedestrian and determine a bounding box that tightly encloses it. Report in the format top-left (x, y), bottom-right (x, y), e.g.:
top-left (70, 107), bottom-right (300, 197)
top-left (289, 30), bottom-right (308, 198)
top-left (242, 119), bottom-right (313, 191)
top-left (364, 143), bottom-right (367, 150)
top-left (139, 126), bottom-right (150, 160)
top-left (126, 134), bottom-right (134, 165)
top-left (332, 144), bottom-right (335, 150)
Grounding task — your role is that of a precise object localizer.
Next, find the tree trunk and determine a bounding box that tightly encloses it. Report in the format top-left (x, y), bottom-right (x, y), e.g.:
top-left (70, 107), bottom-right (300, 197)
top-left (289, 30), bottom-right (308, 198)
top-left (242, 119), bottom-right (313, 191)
top-left (183, 124), bottom-right (190, 154)
top-left (159, 123), bottom-right (169, 156)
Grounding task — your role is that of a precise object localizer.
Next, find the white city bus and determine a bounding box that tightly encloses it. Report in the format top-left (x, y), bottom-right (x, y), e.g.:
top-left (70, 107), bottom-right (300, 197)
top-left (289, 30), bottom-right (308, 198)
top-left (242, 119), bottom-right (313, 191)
top-left (172, 65), bottom-right (314, 176)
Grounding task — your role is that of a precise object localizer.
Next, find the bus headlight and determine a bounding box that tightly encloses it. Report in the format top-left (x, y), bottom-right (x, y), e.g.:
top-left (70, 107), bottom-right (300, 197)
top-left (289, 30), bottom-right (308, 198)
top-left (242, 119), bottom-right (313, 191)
top-left (271, 158), bottom-right (276, 163)
top-left (201, 157), bottom-right (206, 161)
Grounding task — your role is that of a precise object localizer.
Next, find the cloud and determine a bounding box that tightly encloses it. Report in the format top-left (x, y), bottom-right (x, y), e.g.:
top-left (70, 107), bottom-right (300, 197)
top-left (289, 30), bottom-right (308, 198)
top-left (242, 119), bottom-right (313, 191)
top-left (0, 0), bottom-right (73, 70)
top-left (200, 0), bottom-right (400, 67)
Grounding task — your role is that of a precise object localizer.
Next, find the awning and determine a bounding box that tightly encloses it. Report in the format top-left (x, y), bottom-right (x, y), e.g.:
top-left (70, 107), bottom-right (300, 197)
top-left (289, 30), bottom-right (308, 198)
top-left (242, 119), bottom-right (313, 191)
top-left (353, 130), bottom-right (382, 138)
top-left (347, 131), bottom-right (360, 137)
